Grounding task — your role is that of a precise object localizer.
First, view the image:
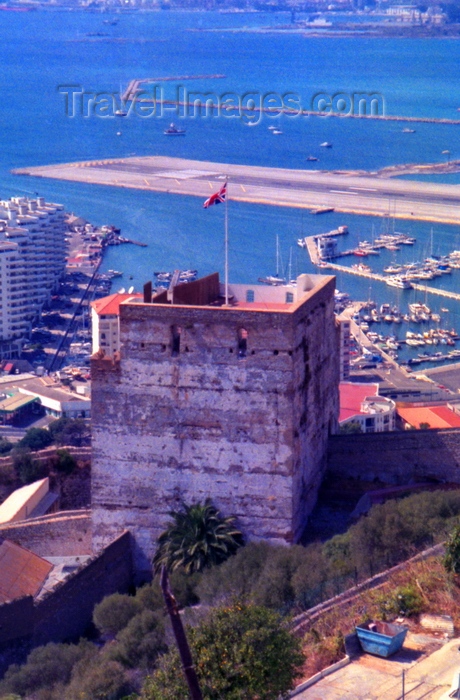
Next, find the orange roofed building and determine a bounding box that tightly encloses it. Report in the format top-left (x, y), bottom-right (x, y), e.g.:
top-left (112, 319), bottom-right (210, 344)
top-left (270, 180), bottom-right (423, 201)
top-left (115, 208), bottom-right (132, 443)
top-left (397, 404), bottom-right (460, 430)
top-left (91, 292), bottom-right (142, 357)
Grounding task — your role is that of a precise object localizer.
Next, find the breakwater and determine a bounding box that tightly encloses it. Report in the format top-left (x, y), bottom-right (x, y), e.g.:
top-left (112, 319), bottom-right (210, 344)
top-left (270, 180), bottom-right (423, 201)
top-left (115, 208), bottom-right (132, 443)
top-left (123, 96), bottom-right (460, 126)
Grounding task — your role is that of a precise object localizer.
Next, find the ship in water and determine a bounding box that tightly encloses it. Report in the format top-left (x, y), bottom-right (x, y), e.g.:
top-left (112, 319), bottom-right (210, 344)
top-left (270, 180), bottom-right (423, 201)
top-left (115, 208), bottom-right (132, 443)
top-left (164, 123), bottom-right (186, 136)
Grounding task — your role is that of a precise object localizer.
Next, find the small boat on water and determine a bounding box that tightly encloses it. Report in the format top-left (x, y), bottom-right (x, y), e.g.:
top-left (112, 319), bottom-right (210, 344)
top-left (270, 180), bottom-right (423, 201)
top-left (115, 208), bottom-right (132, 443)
top-left (257, 275), bottom-right (285, 286)
top-left (164, 123), bottom-right (186, 136)
top-left (306, 155), bottom-right (318, 162)
top-left (402, 128), bottom-right (415, 133)
top-left (311, 207), bottom-right (334, 215)
top-left (386, 276), bottom-right (412, 289)
top-left (272, 128), bottom-right (283, 135)
top-left (154, 269), bottom-right (197, 283)
top-left (320, 141), bottom-right (332, 148)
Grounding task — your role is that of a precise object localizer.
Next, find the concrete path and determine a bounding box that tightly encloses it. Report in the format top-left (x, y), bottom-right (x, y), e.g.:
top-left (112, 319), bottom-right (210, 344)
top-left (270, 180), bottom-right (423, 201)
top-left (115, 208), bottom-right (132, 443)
top-left (294, 635), bottom-right (460, 700)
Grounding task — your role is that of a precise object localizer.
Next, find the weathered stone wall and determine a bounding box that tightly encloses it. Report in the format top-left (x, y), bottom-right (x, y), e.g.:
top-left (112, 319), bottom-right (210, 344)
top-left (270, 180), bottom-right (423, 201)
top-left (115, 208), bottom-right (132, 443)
top-left (0, 532), bottom-right (133, 675)
top-left (0, 510), bottom-right (92, 557)
top-left (91, 278), bottom-right (339, 578)
top-left (33, 531), bottom-right (132, 646)
top-left (0, 446), bottom-right (91, 471)
top-left (327, 429), bottom-right (460, 484)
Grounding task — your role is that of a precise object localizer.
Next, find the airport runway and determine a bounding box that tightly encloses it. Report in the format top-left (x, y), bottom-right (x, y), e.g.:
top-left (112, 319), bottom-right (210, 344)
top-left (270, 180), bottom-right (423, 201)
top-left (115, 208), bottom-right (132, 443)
top-left (13, 156), bottom-right (460, 224)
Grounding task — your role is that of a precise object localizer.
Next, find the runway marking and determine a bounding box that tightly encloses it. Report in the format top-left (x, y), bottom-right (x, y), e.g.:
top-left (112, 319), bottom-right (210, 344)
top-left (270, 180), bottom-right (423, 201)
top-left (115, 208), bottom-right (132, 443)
top-left (144, 179), bottom-right (150, 186)
top-left (350, 187), bottom-right (378, 192)
top-left (329, 189), bottom-right (359, 196)
top-left (241, 185), bottom-right (246, 192)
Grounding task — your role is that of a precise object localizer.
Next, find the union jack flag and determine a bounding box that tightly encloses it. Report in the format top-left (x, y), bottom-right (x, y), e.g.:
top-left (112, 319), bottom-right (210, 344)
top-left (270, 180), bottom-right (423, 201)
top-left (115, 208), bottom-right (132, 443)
top-left (203, 182), bottom-right (227, 208)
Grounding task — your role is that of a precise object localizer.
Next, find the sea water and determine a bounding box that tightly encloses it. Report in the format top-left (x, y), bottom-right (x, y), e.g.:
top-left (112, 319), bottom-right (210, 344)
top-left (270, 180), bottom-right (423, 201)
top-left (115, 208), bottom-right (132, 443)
top-left (2, 8), bottom-right (460, 358)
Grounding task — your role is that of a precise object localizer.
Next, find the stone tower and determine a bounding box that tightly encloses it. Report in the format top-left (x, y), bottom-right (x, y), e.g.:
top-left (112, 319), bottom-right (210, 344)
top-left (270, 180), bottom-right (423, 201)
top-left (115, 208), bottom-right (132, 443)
top-left (91, 272), bottom-right (339, 580)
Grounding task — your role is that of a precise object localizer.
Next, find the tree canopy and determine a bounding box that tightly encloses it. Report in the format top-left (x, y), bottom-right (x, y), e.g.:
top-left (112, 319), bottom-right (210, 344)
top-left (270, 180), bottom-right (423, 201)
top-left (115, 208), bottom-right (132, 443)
top-left (153, 499), bottom-right (244, 574)
top-left (141, 603), bottom-right (304, 700)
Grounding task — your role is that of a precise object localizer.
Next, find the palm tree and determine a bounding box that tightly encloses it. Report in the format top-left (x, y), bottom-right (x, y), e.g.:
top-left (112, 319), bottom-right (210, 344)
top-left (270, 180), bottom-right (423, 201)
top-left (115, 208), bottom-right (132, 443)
top-left (153, 498), bottom-right (244, 574)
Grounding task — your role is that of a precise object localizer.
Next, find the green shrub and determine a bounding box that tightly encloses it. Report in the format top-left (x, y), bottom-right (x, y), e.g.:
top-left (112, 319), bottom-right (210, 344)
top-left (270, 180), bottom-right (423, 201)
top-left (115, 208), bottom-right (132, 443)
top-left (0, 641), bottom-right (94, 697)
top-left (394, 584), bottom-right (424, 616)
top-left (18, 427), bottom-right (53, 451)
top-left (64, 657), bottom-right (134, 700)
top-left (141, 603), bottom-right (304, 700)
top-left (372, 584), bottom-right (423, 620)
top-left (12, 448), bottom-right (46, 484)
top-left (0, 438), bottom-right (13, 455)
top-left (444, 523), bottom-right (460, 574)
top-left (0, 459), bottom-right (16, 486)
top-left (55, 448), bottom-right (77, 474)
top-left (108, 610), bottom-right (166, 670)
top-left (93, 593), bottom-right (141, 637)
top-left (48, 417), bottom-right (88, 447)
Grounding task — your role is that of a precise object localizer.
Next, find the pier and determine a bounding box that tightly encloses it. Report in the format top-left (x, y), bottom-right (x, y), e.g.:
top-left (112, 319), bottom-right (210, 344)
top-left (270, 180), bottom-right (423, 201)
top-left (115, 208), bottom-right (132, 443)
top-left (120, 89), bottom-right (460, 126)
top-left (325, 262), bottom-right (460, 302)
top-left (13, 156), bottom-right (460, 225)
top-left (121, 75), bottom-right (226, 102)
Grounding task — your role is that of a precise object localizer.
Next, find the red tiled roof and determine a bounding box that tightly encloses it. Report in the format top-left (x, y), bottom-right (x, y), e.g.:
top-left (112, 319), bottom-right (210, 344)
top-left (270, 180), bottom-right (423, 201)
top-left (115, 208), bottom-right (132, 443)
top-left (91, 293), bottom-right (142, 317)
top-left (0, 539), bottom-right (53, 603)
top-left (397, 405), bottom-right (460, 430)
top-left (339, 382), bottom-right (379, 422)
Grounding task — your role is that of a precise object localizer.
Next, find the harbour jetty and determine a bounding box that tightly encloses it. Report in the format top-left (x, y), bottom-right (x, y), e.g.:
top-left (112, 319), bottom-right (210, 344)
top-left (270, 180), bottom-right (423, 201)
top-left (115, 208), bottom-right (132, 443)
top-left (326, 262), bottom-right (460, 303)
top-left (121, 74), bottom-right (226, 102)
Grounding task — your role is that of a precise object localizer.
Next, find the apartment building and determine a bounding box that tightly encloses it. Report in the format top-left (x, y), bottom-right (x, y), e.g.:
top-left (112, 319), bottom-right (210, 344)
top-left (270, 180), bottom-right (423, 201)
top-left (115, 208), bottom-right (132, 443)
top-left (0, 197), bottom-right (67, 357)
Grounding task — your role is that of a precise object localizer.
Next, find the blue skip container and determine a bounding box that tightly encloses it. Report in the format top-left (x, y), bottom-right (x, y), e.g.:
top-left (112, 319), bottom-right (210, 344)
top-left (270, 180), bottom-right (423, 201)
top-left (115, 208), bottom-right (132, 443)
top-left (355, 620), bottom-right (408, 658)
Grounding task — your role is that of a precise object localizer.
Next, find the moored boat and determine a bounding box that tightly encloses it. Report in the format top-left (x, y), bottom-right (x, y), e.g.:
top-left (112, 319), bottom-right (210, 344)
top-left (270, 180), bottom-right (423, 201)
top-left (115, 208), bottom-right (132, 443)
top-left (164, 122), bottom-right (186, 135)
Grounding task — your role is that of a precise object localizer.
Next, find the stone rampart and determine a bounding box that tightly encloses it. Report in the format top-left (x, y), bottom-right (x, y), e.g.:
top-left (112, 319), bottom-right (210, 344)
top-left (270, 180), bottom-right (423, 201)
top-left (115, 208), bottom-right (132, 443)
top-left (0, 532), bottom-right (133, 675)
top-left (327, 429), bottom-right (460, 484)
top-left (0, 510), bottom-right (92, 557)
top-left (33, 531), bottom-right (132, 646)
top-left (0, 446), bottom-right (91, 471)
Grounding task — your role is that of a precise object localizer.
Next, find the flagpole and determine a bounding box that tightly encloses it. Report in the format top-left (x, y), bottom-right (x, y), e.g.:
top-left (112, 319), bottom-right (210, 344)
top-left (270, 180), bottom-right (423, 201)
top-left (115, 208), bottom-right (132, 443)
top-left (224, 176), bottom-right (229, 306)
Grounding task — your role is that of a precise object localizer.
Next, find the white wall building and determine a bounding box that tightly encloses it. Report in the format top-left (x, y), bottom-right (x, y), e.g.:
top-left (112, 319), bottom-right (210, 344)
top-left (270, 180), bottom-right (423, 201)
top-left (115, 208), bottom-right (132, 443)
top-left (91, 292), bottom-right (142, 357)
top-left (339, 382), bottom-right (396, 433)
top-left (0, 197), bottom-right (67, 357)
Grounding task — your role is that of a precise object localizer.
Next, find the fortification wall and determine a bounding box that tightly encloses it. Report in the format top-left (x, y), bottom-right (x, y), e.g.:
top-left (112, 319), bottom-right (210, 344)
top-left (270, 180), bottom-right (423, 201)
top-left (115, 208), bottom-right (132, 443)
top-left (0, 532), bottom-right (132, 675)
top-left (0, 446), bottom-right (91, 471)
top-left (327, 429), bottom-right (460, 484)
top-left (0, 510), bottom-right (92, 557)
top-left (33, 531), bottom-right (132, 646)
top-left (92, 279), bottom-right (338, 578)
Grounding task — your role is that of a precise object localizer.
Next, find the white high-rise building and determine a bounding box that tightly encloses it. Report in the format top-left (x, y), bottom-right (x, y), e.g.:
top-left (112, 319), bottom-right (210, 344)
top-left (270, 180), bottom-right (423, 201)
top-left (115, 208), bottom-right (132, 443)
top-left (0, 197), bottom-right (67, 357)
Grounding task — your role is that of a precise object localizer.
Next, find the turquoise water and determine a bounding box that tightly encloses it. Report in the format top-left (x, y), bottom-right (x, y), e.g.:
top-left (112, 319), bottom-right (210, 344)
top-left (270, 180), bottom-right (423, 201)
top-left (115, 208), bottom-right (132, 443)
top-left (2, 8), bottom-right (460, 356)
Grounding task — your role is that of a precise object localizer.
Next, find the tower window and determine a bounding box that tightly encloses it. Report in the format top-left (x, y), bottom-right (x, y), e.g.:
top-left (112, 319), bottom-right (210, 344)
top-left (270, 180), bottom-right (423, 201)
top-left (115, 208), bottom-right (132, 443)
top-left (286, 292), bottom-right (294, 303)
top-left (171, 325), bottom-right (181, 356)
top-left (246, 289), bottom-right (255, 303)
top-left (238, 328), bottom-right (248, 358)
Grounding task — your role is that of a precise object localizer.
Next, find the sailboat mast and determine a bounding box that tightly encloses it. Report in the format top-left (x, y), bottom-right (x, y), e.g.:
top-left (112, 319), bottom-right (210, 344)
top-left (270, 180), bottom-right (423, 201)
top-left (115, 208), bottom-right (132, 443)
top-left (275, 234), bottom-right (280, 278)
top-left (224, 178), bottom-right (229, 306)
